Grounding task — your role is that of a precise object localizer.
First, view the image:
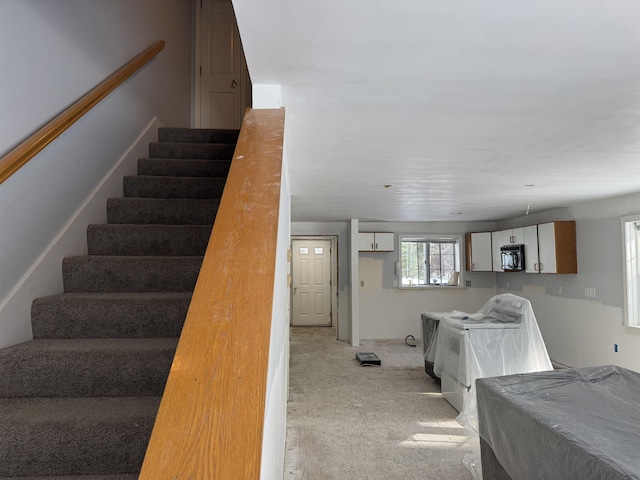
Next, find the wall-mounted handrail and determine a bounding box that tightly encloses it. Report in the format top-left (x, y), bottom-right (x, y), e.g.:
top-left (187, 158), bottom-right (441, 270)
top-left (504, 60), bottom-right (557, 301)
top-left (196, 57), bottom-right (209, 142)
top-left (139, 108), bottom-right (285, 479)
top-left (0, 40), bottom-right (165, 185)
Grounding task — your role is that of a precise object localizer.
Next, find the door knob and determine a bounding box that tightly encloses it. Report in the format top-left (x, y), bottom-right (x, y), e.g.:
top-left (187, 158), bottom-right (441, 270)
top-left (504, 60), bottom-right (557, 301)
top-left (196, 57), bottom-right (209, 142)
top-left (231, 79), bottom-right (239, 88)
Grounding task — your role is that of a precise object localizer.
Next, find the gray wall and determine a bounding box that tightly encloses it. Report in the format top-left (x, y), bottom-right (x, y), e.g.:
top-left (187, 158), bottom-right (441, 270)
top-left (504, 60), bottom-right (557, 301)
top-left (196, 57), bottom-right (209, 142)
top-left (0, 0), bottom-right (193, 346)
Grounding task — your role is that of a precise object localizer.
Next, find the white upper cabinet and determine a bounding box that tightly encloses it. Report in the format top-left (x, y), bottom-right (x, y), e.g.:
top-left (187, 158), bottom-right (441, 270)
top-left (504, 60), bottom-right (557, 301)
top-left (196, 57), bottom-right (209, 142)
top-left (503, 227), bottom-right (524, 245)
top-left (537, 221), bottom-right (577, 274)
top-left (465, 232), bottom-right (493, 271)
top-left (523, 225), bottom-right (540, 273)
top-left (359, 232), bottom-right (394, 252)
top-left (492, 231), bottom-right (504, 271)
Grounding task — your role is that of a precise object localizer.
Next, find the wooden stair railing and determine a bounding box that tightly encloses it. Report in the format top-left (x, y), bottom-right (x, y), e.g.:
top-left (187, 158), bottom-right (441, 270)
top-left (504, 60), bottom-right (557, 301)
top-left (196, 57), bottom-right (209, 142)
top-left (0, 40), bottom-right (165, 185)
top-left (139, 108), bottom-right (286, 479)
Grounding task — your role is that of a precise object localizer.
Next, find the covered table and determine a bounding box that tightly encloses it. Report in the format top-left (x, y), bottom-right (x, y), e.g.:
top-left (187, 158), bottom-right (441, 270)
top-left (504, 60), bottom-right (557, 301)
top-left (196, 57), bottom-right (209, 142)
top-left (477, 365), bottom-right (640, 480)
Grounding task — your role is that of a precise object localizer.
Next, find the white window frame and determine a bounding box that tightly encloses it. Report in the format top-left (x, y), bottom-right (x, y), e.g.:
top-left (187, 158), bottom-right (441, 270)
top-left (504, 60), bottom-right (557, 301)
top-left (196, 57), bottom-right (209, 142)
top-left (397, 234), bottom-right (464, 289)
top-left (622, 215), bottom-right (640, 327)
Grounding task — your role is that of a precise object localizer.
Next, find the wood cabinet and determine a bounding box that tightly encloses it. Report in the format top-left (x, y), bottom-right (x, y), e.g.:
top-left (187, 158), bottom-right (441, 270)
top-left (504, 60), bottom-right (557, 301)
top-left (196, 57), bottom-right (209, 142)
top-left (358, 232), bottom-right (394, 252)
top-left (537, 221), bottom-right (577, 274)
top-left (466, 220), bottom-right (576, 274)
top-left (465, 232), bottom-right (493, 271)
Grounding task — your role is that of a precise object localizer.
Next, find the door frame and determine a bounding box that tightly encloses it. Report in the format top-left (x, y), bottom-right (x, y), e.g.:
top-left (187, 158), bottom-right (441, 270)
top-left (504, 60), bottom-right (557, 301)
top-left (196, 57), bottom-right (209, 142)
top-left (193, 0), bottom-right (251, 128)
top-left (290, 236), bottom-right (338, 333)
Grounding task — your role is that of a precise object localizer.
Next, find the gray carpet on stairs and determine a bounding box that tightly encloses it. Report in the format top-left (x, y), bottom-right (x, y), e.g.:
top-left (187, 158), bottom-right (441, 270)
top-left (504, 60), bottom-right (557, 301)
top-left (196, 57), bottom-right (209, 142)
top-left (0, 127), bottom-right (238, 478)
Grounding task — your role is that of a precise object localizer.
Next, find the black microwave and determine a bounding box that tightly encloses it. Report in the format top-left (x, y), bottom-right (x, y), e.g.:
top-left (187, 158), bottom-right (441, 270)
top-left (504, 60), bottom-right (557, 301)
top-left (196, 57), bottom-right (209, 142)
top-left (500, 244), bottom-right (525, 271)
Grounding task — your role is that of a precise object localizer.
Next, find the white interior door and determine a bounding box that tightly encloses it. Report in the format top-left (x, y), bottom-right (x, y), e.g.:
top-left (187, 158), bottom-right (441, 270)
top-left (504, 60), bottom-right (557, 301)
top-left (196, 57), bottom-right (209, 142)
top-left (199, 0), bottom-right (250, 129)
top-left (291, 239), bottom-right (332, 327)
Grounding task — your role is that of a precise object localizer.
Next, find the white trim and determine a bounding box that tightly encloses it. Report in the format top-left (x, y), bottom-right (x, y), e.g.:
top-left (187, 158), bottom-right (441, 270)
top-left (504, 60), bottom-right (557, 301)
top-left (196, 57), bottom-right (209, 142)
top-left (290, 236), bottom-right (338, 334)
top-left (622, 214), bottom-right (640, 326)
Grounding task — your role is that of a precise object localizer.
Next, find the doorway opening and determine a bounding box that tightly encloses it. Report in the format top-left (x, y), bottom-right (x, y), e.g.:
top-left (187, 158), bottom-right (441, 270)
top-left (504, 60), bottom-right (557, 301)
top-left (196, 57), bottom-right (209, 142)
top-left (290, 237), bottom-right (338, 334)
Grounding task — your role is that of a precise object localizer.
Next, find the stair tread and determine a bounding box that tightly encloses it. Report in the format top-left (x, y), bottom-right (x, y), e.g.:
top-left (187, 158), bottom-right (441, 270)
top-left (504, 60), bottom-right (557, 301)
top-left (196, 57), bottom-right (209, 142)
top-left (87, 224), bottom-right (212, 256)
top-left (158, 126), bottom-right (239, 144)
top-left (149, 142), bottom-right (236, 159)
top-left (106, 197), bottom-right (220, 225)
top-left (0, 395), bottom-right (160, 421)
top-left (0, 397), bottom-right (159, 477)
top-left (34, 291), bottom-right (193, 301)
top-left (0, 476), bottom-right (138, 480)
top-left (31, 292), bottom-right (190, 339)
top-left (0, 339), bottom-right (177, 398)
top-left (137, 157), bottom-right (231, 177)
top-left (123, 175), bottom-right (226, 199)
top-left (62, 255), bottom-right (203, 293)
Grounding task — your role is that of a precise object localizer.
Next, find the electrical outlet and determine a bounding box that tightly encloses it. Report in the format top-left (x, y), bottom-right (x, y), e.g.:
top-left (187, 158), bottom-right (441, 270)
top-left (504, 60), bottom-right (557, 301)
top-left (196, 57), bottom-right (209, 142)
top-left (465, 280), bottom-right (471, 287)
top-left (585, 287), bottom-right (596, 298)
top-left (558, 285), bottom-right (563, 295)
top-left (393, 280), bottom-right (398, 287)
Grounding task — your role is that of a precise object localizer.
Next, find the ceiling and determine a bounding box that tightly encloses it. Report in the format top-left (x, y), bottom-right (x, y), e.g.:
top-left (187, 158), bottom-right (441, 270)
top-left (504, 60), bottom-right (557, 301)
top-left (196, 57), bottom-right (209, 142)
top-left (233, 0), bottom-right (640, 223)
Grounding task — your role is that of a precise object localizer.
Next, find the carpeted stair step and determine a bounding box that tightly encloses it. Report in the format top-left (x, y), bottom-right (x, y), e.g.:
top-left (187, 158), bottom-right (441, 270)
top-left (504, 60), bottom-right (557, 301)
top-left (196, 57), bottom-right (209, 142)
top-left (123, 175), bottom-right (226, 199)
top-left (0, 396), bottom-right (159, 477)
top-left (158, 126), bottom-right (239, 144)
top-left (87, 224), bottom-right (212, 256)
top-left (137, 157), bottom-right (231, 177)
top-left (0, 338), bottom-right (177, 398)
top-left (106, 198), bottom-right (220, 225)
top-left (31, 292), bottom-right (190, 339)
top-left (149, 142), bottom-right (235, 160)
top-left (0, 475), bottom-right (138, 480)
top-left (62, 256), bottom-right (203, 293)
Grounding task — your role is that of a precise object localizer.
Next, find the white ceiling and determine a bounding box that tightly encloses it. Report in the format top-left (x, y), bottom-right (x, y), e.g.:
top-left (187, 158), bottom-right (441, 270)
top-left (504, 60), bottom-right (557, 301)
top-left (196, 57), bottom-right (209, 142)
top-left (233, 0), bottom-right (640, 223)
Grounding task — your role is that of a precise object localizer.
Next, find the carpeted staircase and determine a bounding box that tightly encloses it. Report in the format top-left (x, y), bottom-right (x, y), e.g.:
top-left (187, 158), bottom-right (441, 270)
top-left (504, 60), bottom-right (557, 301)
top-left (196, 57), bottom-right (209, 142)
top-left (0, 127), bottom-right (239, 479)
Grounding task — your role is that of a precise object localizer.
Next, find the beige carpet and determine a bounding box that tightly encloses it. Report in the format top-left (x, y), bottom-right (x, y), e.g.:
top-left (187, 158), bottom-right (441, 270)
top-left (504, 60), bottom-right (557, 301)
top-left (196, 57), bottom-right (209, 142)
top-left (285, 327), bottom-right (476, 480)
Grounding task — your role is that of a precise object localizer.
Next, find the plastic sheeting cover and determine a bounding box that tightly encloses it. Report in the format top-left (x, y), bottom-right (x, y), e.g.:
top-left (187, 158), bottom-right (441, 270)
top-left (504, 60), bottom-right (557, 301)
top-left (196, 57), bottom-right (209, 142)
top-left (476, 365), bottom-right (640, 480)
top-left (428, 293), bottom-right (552, 430)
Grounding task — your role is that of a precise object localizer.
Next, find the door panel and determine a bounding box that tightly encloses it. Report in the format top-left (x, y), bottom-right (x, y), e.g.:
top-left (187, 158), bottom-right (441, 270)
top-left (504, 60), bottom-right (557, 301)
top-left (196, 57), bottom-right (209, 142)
top-left (292, 239), bottom-right (332, 326)
top-left (199, 0), bottom-right (249, 129)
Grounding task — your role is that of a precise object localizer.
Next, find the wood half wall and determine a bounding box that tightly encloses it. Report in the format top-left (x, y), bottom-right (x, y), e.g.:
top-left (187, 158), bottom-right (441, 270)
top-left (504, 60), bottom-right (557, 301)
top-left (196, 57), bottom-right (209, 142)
top-left (139, 108), bottom-right (286, 479)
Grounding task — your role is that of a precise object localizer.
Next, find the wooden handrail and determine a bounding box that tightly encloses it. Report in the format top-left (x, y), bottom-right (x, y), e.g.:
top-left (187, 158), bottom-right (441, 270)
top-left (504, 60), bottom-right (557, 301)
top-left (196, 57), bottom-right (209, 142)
top-left (139, 108), bottom-right (285, 479)
top-left (0, 40), bottom-right (165, 185)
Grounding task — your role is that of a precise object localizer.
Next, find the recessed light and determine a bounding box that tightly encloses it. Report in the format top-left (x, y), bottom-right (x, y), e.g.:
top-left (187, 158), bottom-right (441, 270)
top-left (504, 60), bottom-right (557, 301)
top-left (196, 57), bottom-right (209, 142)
top-left (452, 212), bottom-right (463, 215)
top-left (524, 184), bottom-right (535, 187)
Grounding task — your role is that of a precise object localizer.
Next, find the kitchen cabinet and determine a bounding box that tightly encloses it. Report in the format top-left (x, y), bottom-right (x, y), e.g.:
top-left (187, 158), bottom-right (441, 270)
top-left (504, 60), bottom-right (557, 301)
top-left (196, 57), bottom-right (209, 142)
top-left (491, 228), bottom-right (524, 271)
top-left (504, 227), bottom-right (524, 245)
top-left (492, 231), bottom-right (504, 271)
top-left (523, 225), bottom-right (540, 273)
top-left (537, 221), bottom-right (577, 274)
top-left (465, 232), bottom-right (493, 272)
top-left (358, 232), bottom-right (394, 252)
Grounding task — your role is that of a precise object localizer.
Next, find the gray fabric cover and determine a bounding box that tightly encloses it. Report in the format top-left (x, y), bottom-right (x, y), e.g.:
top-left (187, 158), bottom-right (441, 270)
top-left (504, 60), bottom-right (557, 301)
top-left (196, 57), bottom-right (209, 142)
top-left (477, 365), bottom-right (640, 480)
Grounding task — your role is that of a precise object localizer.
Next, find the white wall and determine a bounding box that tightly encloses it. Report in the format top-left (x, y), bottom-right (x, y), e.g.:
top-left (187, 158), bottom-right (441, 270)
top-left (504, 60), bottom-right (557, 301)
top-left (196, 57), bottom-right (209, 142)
top-left (261, 144), bottom-right (290, 480)
top-left (358, 221), bottom-right (497, 340)
top-left (495, 192), bottom-right (640, 372)
top-left (0, 0), bottom-right (192, 347)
